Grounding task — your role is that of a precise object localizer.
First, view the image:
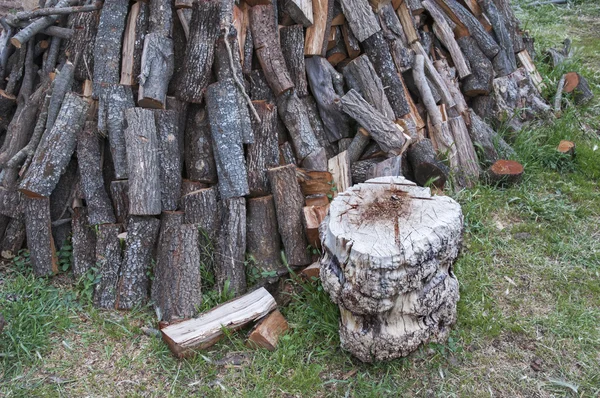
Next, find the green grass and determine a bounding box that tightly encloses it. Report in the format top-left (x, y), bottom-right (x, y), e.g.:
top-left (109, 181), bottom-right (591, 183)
top-left (2, 2), bottom-right (600, 397)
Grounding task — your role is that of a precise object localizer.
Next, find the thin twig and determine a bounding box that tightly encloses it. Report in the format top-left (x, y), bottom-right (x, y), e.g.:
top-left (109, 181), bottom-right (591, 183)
top-left (222, 26), bottom-right (261, 124)
top-left (554, 74), bottom-right (566, 113)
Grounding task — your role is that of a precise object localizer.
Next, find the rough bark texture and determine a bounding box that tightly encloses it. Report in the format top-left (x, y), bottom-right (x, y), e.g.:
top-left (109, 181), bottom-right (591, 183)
top-left (480, 0), bottom-right (516, 77)
top-left (406, 138), bottom-right (449, 189)
top-left (339, 0), bottom-right (381, 42)
top-left (110, 180), bottom-right (129, 225)
top-left (124, 108), bottom-right (161, 215)
top-left (152, 212), bottom-right (202, 322)
top-left (267, 165), bottom-right (312, 267)
top-left (362, 31), bottom-right (410, 118)
top-left (341, 89), bottom-right (405, 155)
top-left (23, 196), bottom-right (57, 276)
top-left (65, 8), bottom-right (100, 82)
top-left (320, 176), bottom-right (462, 362)
top-left (467, 109), bottom-right (514, 165)
top-left (94, 223), bottom-right (123, 309)
top-left (0, 217), bottom-right (26, 260)
top-left (205, 79), bottom-right (250, 200)
top-left (138, 33), bottom-right (174, 109)
top-left (301, 96), bottom-right (338, 159)
top-left (247, 101), bottom-right (280, 197)
top-left (280, 25), bottom-right (308, 98)
top-left (77, 121), bottom-right (116, 225)
top-left (184, 104), bottom-right (217, 184)
top-left (304, 0), bottom-right (334, 56)
top-left (276, 89), bottom-right (321, 162)
top-left (120, 1), bottom-right (148, 86)
top-left (154, 110), bottom-right (182, 211)
top-left (71, 206), bottom-right (96, 280)
top-left (215, 197), bottom-right (247, 296)
top-left (92, 0), bottom-right (128, 98)
top-left (247, 195), bottom-right (283, 273)
top-left (175, 0), bottom-right (220, 103)
top-left (19, 93), bottom-right (89, 198)
top-left (305, 56), bottom-right (352, 142)
top-left (116, 216), bottom-right (161, 310)
top-left (181, 187), bottom-right (218, 238)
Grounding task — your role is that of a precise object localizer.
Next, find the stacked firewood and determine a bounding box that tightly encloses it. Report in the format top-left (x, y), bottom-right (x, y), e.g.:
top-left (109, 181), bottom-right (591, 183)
top-left (0, 0), bottom-right (551, 347)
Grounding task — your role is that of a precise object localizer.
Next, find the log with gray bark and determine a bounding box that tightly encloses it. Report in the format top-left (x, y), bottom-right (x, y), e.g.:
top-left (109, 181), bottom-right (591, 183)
top-left (280, 25), bottom-right (308, 98)
top-left (153, 110), bottom-right (182, 211)
top-left (23, 196), bottom-right (57, 277)
top-left (247, 101), bottom-right (280, 197)
top-left (138, 33), bottom-right (174, 109)
top-left (184, 104), bottom-right (218, 184)
top-left (94, 223), bottom-right (123, 309)
top-left (65, 8), bottom-right (100, 82)
top-left (215, 197), bottom-right (247, 296)
top-left (71, 206), bottom-right (96, 280)
top-left (247, 195), bottom-right (283, 274)
top-left (320, 176), bottom-right (462, 362)
top-left (120, 0), bottom-right (148, 86)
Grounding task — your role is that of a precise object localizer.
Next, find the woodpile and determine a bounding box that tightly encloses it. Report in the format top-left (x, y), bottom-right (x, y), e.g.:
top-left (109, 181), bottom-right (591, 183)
top-left (0, 0), bottom-right (563, 360)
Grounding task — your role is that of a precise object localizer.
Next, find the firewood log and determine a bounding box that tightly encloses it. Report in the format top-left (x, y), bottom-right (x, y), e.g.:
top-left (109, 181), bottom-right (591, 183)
top-left (366, 155), bottom-right (405, 180)
top-left (278, 26), bottom-right (306, 98)
top-left (152, 211), bottom-right (202, 322)
top-left (99, 84), bottom-right (135, 180)
top-left (71, 206), bottom-right (96, 280)
top-left (10, 0), bottom-right (71, 49)
top-left (181, 186), bottom-right (218, 237)
top-left (160, 287), bottom-right (277, 357)
top-left (65, 9), bottom-right (100, 81)
top-left (351, 157), bottom-right (384, 183)
top-left (138, 33), bottom-right (174, 109)
top-left (479, 0), bottom-right (516, 77)
top-left (247, 101), bottom-right (280, 197)
top-left (396, 0), bottom-right (419, 44)
top-left (169, 9), bottom-right (188, 95)
top-left (491, 0), bottom-right (525, 53)
top-left (486, 159), bottom-right (523, 185)
top-left (297, 169), bottom-right (334, 195)
top-left (124, 108), bottom-right (161, 215)
top-left (304, 0), bottom-right (334, 56)
top-left (328, 151), bottom-right (352, 195)
top-left (23, 197), bottom-right (57, 276)
top-left (268, 164), bottom-right (312, 267)
top-left (152, 110), bottom-right (182, 211)
top-left (94, 223), bottom-right (123, 309)
top-left (19, 93), bottom-right (89, 198)
top-left (249, 69), bottom-right (276, 103)
top-left (184, 104), bottom-right (217, 184)
top-left (456, 36), bottom-right (493, 96)
top-left (343, 55), bottom-right (395, 120)
top-left (341, 89), bottom-right (405, 155)
top-left (92, 0), bottom-right (128, 98)
top-left (517, 50), bottom-right (544, 92)
top-left (305, 56), bottom-right (352, 143)
top-left (116, 216), bottom-right (160, 310)
top-left (363, 31), bottom-right (411, 118)
top-left (205, 79), bottom-right (250, 200)
top-left (284, 0), bottom-right (313, 27)
top-left (48, 157), bottom-right (77, 248)
top-left (339, 0), bottom-right (381, 42)
top-left (466, 109), bottom-right (514, 165)
top-left (448, 115), bottom-right (480, 187)
top-left (215, 197), bottom-right (247, 296)
top-left (433, 58), bottom-right (468, 116)
top-left (77, 121), bottom-right (116, 225)
top-left (411, 41), bottom-right (455, 107)
top-left (301, 96), bottom-right (338, 159)
top-left (247, 309), bottom-right (289, 351)
top-left (377, 5), bottom-right (413, 73)
top-left (175, 0), bottom-right (220, 103)
top-left (279, 141), bottom-right (298, 165)
top-left (346, 128), bottom-right (371, 163)
top-left (563, 72), bottom-right (594, 105)
top-left (247, 195), bottom-right (283, 273)
top-left (0, 218), bottom-right (25, 260)
top-left (110, 180), bottom-right (129, 225)
top-left (119, 1), bottom-right (148, 86)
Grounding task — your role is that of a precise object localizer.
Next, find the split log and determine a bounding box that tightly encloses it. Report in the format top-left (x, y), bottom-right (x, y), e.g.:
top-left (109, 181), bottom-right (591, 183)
top-left (13, 3), bottom-right (101, 21)
top-left (284, 0), bottom-right (313, 27)
top-left (448, 115), bottom-right (479, 187)
top-left (77, 121), bottom-right (116, 225)
top-left (363, 31), bottom-right (411, 118)
top-left (170, 9), bottom-right (188, 94)
top-left (23, 197), bottom-right (57, 277)
top-left (328, 151), bottom-right (352, 194)
top-left (110, 180), bottom-right (129, 225)
top-left (276, 89), bottom-right (321, 162)
top-left (116, 216), bottom-right (161, 310)
top-left (92, 0), bottom-right (129, 98)
top-left (434, 0), bottom-right (500, 59)
top-left (563, 72), bottom-right (594, 105)
top-left (305, 56), bottom-right (351, 143)
top-left (343, 55), bottom-right (394, 120)
top-left (154, 110), bottom-right (182, 211)
top-left (175, 0), bottom-right (220, 103)
top-left (250, 5), bottom-right (295, 96)
top-left (205, 79), bottom-right (250, 200)
top-left (467, 109), bottom-right (514, 165)
top-left (124, 108), bottom-right (161, 215)
top-left (165, 97), bottom-right (188, 166)
top-left (268, 165), bottom-right (312, 267)
top-left (326, 28), bottom-right (348, 65)
top-left (341, 89), bottom-right (405, 155)
top-left (320, 176), bottom-right (462, 362)
top-left (71, 206), bottom-right (96, 280)
top-left (303, 204), bottom-right (329, 247)
top-left (184, 104), bottom-right (217, 184)
top-left (19, 93), bottom-right (89, 198)
top-left (49, 157), bottom-right (77, 248)
top-left (65, 7), bottom-right (100, 82)
top-left (93, 223), bottom-right (123, 309)
top-left (396, 0), bottom-right (419, 44)
top-left (486, 159), bottom-right (523, 185)
top-left (347, 127), bottom-right (371, 163)
top-left (280, 25), bottom-right (308, 98)
top-left (215, 197), bottom-right (247, 296)
top-left (247, 101), bottom-right (280, 197)
top-left (152, 212), bottom-right (202, 322)
top-left (0, 218), bottom-right (26, 260)
top-left (406, 138), bottom-right (449, 189)
top-left (457, 36), bottom-right (493, 97)
top-left (138, 33), bottom-right (174, 109)
top-left (160, 287), bottom-right (277, 357)
top-left (247, 309), bottom-right (289, 351)
top-left (366, 155), bottom-right (404, 180)
top-left (300, 262), bottom-right (321, 279)
top-left (340, 22), bottom-right (360, 60)
top-left (557, 140), bottom-right (575, 158)
top-left (338, 0), bottom-right (380, 43)
top-left (119, 1), bottom-right (148, 86)
top-left (100, 84), bottom-right (135, 180)
top-left (304, 0), bottom-right (334, 56)
top-left (247, 195), bottom-right (283, 273)
top-left (305, 194), bottom-right (329, 206)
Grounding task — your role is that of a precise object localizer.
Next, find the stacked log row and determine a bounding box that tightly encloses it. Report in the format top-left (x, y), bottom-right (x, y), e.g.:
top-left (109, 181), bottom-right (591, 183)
top-left (0, 0), bottom-right (550, 326)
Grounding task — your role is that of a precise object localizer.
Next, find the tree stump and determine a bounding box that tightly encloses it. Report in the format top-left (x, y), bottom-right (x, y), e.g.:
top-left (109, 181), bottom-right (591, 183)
top-left (320, 176), bottom-right (462, 362)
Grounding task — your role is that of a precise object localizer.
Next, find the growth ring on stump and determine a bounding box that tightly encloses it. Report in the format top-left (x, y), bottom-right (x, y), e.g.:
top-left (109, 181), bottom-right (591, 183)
top-left (320, 177), bottom-right (463, 362)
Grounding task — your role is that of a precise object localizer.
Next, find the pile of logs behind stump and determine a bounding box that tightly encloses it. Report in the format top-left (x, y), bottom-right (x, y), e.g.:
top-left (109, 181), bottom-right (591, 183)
top-left (0, 0), bottom-right (561, 358)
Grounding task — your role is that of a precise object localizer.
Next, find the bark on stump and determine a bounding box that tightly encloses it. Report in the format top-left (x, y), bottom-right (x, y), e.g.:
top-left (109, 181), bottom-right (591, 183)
top-left (320, 176), bottom-right (462, 362)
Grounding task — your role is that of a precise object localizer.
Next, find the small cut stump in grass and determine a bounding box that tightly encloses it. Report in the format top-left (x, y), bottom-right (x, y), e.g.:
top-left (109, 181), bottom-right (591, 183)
top-left (320, 176), bottom-right (463, 362)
